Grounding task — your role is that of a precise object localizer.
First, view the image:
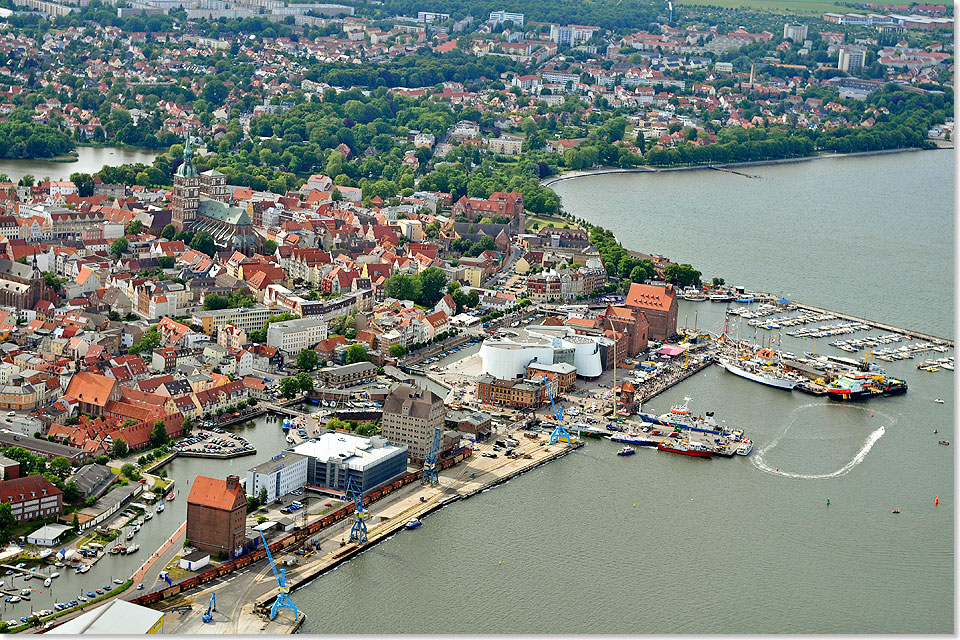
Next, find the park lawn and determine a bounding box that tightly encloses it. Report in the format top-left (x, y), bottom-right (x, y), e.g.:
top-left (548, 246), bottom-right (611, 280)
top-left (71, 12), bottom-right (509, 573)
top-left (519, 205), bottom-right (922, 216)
top-left (677, 0), bottom-right (846, 13)
top-left (525, 214), bottom-right (577, 232)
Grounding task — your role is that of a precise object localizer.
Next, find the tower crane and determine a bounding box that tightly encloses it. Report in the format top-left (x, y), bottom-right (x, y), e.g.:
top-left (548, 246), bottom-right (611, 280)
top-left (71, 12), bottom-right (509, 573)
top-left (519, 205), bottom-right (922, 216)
top-left (543, 381), bottom-right (573, 446)
top-left (421, 426), bottom-right (442, 485)
top-left (345, 476), bottom-right (369, 545)
top-left (258, 529), bottom-right (299, 622)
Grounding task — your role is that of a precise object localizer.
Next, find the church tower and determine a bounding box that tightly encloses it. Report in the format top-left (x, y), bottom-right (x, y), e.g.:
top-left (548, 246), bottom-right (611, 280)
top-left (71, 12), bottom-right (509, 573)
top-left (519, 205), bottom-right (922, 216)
top-left (171, 135), bottom-right (200, 230)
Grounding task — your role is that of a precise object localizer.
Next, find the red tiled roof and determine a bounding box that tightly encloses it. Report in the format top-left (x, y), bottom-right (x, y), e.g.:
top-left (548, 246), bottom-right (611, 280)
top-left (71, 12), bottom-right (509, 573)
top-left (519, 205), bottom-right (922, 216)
top-left (625, 283), bottom-right (675, 310)
top-left (187, 476), bottom-right (245, 511)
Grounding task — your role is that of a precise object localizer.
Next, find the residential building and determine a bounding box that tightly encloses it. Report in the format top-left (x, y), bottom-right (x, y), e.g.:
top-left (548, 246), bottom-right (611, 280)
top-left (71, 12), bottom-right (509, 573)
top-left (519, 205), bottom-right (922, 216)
top-left (549, 24), bottom-right (600, 46)
top-left (0, 475), bottom-right (63, 523)
top-left (783, 24), bottom-right (809, 41)
top-left (488, 137), bottom-right (523, 156)
top-left (488, 10), bottom-right (523, 25)
top-left (476, 375), bottom-right (544, 409)
top-left (526, 362), bottom-right (577, 394)
top-left (838, 46), bottom-right (866, 73)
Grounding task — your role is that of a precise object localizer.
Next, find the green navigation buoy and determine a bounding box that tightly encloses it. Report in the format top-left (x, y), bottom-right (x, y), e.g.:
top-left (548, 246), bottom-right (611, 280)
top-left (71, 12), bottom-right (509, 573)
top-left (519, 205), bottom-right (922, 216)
top-left (826, 498), bottom-right (830, 506)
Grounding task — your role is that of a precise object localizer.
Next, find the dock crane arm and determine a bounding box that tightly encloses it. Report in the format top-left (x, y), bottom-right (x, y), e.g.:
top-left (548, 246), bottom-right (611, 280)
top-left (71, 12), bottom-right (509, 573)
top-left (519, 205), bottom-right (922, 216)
top-left (543, 379), bottom-right (573, 446)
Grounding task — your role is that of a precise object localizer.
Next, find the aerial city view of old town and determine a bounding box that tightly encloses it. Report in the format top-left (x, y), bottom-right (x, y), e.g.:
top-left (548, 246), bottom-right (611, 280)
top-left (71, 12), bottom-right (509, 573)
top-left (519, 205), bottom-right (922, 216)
top-left (0, 0), bottom-right (951, 633)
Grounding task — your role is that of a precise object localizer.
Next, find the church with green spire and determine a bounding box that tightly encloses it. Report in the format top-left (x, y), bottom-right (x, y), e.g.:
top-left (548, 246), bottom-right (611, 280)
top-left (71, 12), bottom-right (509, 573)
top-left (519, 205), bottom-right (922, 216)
top-left (170, 136), bottom-right (259, 255)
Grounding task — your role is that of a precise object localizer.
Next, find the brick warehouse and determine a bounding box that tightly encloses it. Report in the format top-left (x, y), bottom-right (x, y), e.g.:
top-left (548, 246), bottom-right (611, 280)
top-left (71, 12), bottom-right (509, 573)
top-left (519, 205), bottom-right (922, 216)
top-left (187, 475), bottom-right (247, 557)
top-left (624, 283), bottom-right (678, 341)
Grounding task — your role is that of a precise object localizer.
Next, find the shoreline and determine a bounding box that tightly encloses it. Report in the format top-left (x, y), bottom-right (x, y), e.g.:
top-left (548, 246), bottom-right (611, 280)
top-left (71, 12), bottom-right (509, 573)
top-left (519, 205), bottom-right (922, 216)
top-left (540, 146), bottom-right (944, 186)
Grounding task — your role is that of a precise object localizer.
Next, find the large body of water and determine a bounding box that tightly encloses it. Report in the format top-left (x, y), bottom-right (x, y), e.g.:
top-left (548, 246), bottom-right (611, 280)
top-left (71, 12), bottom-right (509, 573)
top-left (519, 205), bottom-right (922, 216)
top-left (0, 147), bottom-right (159, 184)
top-left (293, 151), bottom-right (954, 635)
top-left (551, 150), bottom-right (955, 339)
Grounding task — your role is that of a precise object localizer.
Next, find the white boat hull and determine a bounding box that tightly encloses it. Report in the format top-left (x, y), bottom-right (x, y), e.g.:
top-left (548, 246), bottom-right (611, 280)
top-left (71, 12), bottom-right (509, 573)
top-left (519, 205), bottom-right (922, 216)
top-left (721, 360), bottom-right (798, 390)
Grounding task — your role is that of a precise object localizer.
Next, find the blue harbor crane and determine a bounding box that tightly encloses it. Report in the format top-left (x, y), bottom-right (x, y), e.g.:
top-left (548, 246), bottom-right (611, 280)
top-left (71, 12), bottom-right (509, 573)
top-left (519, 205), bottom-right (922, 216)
top-left (345, 476), bottom-right (369, 545)
top-left (202, 592), bottom-right (216, 623)
top-left (258, 529), bottom-right (299, 622)
top-left (421, 426), bottom-right (443, 486)
top-left (544, 381), bottom-right (573, 446)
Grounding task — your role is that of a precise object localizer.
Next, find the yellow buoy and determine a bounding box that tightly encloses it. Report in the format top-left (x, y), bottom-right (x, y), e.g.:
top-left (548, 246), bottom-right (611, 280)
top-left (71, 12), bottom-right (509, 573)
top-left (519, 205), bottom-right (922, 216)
top-left (499, 561), bottom-right (502, 565)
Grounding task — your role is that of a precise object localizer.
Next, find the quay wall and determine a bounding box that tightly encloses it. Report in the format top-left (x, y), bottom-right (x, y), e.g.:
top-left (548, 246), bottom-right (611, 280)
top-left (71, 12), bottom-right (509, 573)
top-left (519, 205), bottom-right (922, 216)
top-left (256, 441), bottom-right (583, 610)
top-left (129, 447), bottom-right (476, 609)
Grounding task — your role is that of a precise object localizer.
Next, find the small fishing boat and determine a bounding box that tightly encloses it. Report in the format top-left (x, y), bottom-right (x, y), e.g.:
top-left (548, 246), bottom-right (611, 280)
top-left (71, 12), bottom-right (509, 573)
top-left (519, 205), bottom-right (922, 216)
top-left (617, 446), bottom-right (636, 456)
top-left (935, 398), bottom-right (945, 404)
top-left (938, 440), bottom-right (950, 446)
top-left (86, 592), bottom-right (96, 598)
top-left (404, 518), bottom-right (422, 530)
top-left (156, 502), bottom-right (165, 513)
top-left (144, 512), bottom-right (153, 521)
top-left (77, 595), bottom-right (88, 602)
top-left (126, 531), bottom-right (135, 540)
top-left (167, 491), bottom-right (176, 501)
top-left (43, 578), bottom-right (51, 587)
top-left (50, 572), bottom-right (59, 579)
top-left (6, 596), bottom-right (20, 603)
top-left (892, 509), bottom-right (900, 514)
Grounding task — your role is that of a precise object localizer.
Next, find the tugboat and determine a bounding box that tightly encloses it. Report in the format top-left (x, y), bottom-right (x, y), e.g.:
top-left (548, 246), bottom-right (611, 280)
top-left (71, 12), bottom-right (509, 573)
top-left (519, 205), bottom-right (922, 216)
top-left (736, 439), bottom-right (754, 456)
top-left (826, 373), bottom-right (908, 401)
top-left (404, 518), bottom-right (422, 530)
top-left (657, 438), bottom-right (713, 458)
top-left (617, 446), bottom-right (636, 456)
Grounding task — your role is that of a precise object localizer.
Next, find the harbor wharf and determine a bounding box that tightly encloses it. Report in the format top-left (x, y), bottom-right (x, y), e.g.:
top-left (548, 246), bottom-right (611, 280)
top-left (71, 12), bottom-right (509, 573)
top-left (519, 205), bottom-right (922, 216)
top-left (790, 302), bottom-right (953, 347)
top-left (152, 432), bottom-right (581, 635)
top-left (0, 564), bottom-right (50, 580)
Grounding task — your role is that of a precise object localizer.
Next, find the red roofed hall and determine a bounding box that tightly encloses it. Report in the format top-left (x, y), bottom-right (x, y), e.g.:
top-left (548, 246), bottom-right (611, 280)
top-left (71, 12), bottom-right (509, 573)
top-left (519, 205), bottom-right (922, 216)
top-left (624, 283), bottom-right (677, 341)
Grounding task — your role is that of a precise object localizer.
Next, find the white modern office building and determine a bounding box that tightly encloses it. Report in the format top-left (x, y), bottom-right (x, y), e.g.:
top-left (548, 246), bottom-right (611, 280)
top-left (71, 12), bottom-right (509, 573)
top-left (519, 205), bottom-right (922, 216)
top-left (292, 433), bottom-right (408, 495)
top-left (245, 452), bottom-right (309, 502)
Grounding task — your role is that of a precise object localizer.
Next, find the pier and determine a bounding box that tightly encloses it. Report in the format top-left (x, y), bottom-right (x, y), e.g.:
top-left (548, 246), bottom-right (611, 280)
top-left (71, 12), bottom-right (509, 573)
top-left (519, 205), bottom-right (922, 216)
top-left (775, 302), bottom-right (952, 347)
top-left (0, 565), bottom-right (50, 581)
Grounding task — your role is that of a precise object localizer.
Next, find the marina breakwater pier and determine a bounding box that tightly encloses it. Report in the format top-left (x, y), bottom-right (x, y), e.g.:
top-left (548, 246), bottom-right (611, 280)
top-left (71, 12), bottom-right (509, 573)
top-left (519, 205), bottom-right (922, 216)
top-left (139, 432), bottom-right (581, 635)
top-left (788, 301), bottom-right (953, 347)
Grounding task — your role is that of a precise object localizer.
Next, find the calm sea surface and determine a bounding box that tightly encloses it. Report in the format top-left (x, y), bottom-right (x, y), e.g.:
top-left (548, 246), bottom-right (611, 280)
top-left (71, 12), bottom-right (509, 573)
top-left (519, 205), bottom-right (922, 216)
top-left (551, 150), bottom-right (954, 339)
top-left (294, 151), bottom-right (954, 635)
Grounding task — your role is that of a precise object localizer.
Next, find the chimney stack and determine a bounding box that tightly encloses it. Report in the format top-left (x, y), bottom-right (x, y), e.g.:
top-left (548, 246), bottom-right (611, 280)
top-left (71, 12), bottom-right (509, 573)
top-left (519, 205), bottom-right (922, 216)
top-left (226, 475), bottom-right (239, 492)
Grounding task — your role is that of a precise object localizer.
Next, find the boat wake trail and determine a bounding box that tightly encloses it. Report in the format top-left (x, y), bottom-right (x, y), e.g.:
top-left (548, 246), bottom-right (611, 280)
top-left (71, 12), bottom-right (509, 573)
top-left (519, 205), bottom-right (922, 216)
top-left (752, 405), bottom-right (896, 479)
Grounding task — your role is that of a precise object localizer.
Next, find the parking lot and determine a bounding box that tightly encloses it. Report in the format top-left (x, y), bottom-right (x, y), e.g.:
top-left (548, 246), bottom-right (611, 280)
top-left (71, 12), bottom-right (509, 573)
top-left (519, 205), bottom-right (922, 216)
top-left (173, 428), bottom-right (254, 455)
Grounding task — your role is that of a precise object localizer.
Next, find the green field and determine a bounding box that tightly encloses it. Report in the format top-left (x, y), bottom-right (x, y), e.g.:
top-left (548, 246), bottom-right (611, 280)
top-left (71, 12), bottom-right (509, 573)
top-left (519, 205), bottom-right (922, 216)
top-left (525, 214), bottom-right (575, 232)
top-left (677, 0), bottom-right (847, 14)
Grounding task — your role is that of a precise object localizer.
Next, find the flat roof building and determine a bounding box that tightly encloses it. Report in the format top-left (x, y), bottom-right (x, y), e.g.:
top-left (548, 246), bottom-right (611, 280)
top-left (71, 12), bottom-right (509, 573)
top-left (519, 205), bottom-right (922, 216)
top-left (48, 599), bottom-right (164, 634)
top-left (318, 361), bottom-right (378, 388)
top-left (266, 317), bottom-right (328, 355)
top-left (292, 432), bottom-right (407, 495)
top-left (246, 452), bottom-right (308, 503)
